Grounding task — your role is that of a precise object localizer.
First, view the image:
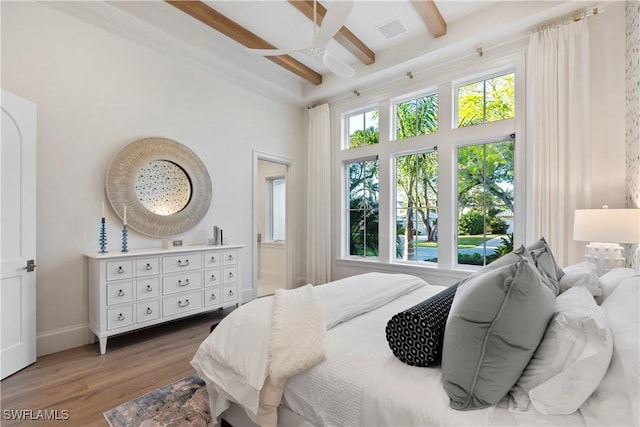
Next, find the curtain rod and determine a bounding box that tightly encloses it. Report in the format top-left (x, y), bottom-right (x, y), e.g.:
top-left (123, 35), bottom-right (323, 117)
top-left (538, 7), bottom-right (602, 31)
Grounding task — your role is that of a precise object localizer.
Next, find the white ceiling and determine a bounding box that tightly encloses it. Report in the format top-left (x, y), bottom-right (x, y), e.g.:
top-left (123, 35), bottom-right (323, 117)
top-left (50, 0), bottom-right (600, 105)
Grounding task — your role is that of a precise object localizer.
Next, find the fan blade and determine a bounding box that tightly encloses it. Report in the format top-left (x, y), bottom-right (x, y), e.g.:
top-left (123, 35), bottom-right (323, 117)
top-left (322, 50), bottom-right (355, 78)
top-left (314, 0), bottom-right (354, 46)
top-left (247, 47), bottom-right (304, 56)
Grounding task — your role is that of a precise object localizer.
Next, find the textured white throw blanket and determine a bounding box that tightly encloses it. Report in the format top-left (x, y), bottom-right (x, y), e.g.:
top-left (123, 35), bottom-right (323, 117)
top-left (257, 285), bottom-right (326, 426)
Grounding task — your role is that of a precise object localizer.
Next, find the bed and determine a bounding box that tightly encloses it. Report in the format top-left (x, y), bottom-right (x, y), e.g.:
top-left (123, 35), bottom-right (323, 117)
top-left (191, 241), bottom-right (639, 427)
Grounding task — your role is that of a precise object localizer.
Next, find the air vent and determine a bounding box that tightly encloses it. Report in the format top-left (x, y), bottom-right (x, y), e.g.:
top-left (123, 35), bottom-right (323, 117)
top-left (376, 18), bottom-right (408, 40)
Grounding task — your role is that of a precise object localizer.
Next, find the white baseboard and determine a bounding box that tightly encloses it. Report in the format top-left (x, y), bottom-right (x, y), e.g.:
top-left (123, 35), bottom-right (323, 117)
top-left (37, 324), bottom-right (91, 357)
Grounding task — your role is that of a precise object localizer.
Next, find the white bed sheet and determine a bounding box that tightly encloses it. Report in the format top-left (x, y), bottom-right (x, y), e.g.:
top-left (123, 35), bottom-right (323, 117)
top-left (283, 285), bottom-right (586, 427)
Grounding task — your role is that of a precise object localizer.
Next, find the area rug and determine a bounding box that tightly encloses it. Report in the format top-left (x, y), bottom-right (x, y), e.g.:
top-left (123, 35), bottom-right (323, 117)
top-left (104, 375), bottom-right (211, 427)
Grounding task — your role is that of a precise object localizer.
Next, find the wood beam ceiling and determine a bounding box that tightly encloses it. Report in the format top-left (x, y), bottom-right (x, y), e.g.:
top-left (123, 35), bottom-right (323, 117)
top-left (288, 0), bottom-right (375, 66)
top-left (412, 0), bottom-right (447, 38)
top-left (166, 0), bottom-right (323, 85)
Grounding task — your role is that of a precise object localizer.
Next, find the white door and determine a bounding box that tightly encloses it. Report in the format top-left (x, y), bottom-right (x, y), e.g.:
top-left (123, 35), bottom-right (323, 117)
top-left (1, 89), bottom-right (37, 379)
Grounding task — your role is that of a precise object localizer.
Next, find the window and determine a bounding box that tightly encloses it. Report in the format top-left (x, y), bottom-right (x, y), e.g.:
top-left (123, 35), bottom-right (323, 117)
top-left (270, 178), bottom-right (286, 241)
top-left (264, 176), bottom-right (285, 242)
top-left (337, 59), bottom-right (521, 271)
top-left (396, 150), bottom-right (438, 263)
top-left (346, 108), bottom-right (379, 149)
top-left (347, 158), bottom-right (379, 257)
top-left (457, 73), bottom-right (514, 127)
top-left (457, 138), bottom-right (514, 266)
top-left (395, 93), bottom-right (438, 140)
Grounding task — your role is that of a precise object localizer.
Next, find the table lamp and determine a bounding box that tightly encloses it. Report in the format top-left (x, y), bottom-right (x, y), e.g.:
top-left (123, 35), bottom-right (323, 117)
top-left (573, 206), bottom-right (640, 276)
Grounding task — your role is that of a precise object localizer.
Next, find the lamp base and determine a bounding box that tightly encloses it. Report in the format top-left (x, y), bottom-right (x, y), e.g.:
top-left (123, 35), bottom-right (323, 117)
top-left (585, 242), bottom-right (624, 276)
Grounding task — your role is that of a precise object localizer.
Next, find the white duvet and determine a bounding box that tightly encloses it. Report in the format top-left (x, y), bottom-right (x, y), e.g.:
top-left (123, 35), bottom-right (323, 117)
top-left (191, 272), bottom-right (426, 425)
top-left (192, 272), bottom-right (592, 427)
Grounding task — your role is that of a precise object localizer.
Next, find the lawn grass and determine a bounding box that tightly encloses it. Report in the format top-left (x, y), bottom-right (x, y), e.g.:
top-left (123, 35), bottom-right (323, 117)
top-left (415, 234), bottom-right (501, 248)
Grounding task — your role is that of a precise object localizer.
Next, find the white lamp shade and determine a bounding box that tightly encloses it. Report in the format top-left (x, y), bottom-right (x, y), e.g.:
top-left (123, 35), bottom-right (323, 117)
top-left (574, 209), bottom-right (640, 244)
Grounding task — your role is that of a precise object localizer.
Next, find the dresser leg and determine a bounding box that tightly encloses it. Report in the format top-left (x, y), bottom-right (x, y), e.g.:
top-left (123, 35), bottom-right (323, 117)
top-left (99, 337), bottom-right (107, 354)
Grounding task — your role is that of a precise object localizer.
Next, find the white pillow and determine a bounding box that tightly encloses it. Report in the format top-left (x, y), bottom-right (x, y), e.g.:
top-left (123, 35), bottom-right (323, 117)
top-left (559, 262), bottom-right (601, 296)
top-left (510, 285), bottom-right (613, 415)
top-left (597, 268), bottom-right (639, 304)
top-left (579, 276), bottom-right (639, 426)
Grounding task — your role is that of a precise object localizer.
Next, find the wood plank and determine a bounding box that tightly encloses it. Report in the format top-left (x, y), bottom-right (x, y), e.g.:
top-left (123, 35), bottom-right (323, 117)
top-left (166, 0), bottom-right (322, 85)
top-left (0, 310), bottom-right (229, 427)
top-left (288, 0), bottom-right (375, 65)
top-left (412, 0), bottom-right (447, 38)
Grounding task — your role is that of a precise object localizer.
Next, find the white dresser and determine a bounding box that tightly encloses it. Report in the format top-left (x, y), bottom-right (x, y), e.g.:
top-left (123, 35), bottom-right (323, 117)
top-left (86, 245), bottom-right (243, 354)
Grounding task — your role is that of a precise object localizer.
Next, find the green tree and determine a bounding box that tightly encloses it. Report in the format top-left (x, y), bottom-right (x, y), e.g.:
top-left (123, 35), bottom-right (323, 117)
top-left (458, 141), bottom-right (514, 214)
top-left (349, 160), bottom-right (379, 256)
top-left (458, 73), bottom-right (514, 127)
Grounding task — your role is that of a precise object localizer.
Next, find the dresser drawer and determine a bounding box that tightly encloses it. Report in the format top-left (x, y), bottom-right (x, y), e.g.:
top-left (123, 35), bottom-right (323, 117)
top-left (107, 305), bottom-right (133, 330)
top-left (163, 291), bottom-right (202, 317)
top-left (106, 260), bottom-right (133, 281)
top-left (136, 300), bottom-right (160, 323)
top-left (204, 268), bottom-right (222, 287)
top-left (136, 277), bottom-right (160, 300)
top-left (135, 257), bottom-right (160, 277)
top-left (204, 287), bottom-right (222, 306)
top-left (162, 253), bottom-right (203, 273)
top-left (107, 282), bottom-right (133, 305)
top-left (222, 284), bottom-right (238, 303)
top-left (222, 267), bottom-right (238, 284)
top-left (223, 251), bottom-right (238, 266)
top-left (162, 271), bottom-right (202, 295)
top-left (204, 251), bottom-right (222, 268)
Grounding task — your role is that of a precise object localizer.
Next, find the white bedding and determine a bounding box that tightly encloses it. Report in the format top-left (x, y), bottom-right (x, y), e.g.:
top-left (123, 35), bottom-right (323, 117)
top-left (192, 271), bottom-right (640, 427)
top-left (191, 272), bottom-right (426, 424)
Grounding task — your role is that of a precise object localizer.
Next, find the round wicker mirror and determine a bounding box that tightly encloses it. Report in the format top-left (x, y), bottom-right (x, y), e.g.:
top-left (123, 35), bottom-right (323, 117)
top-left (106, 137), bottom-right (211, 237)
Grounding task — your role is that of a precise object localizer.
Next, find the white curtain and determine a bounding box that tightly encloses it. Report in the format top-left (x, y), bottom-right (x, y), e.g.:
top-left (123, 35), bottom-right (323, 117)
top-left (306, 104), bottom-right (332, 284)
top-left (527, 19), bottom-right (591, 267)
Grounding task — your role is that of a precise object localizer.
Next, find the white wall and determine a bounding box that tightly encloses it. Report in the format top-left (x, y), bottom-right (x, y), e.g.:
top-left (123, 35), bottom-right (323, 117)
top-left (1, 2), bottom-right (305, 355)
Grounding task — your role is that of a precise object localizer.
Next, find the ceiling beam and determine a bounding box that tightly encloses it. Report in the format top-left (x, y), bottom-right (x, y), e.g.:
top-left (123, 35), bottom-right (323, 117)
top-left (288, 0), bottom-right (375, 65)
top-left (166, 0), bottom-right (322, 85)
top-left (411, 0), bottom-right (447, 38)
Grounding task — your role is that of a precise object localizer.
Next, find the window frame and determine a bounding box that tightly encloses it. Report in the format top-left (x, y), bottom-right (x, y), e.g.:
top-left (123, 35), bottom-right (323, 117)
top-left (333, 50), bottom-right (526, 276)
top-left (453, 69), bottom-right (516, 129)
top-left (391, 88), bottom-right (439, 142)
top-left (343, 105), bottom-right (380, 150)
top-left (344, 156), bottom-right (380, 259)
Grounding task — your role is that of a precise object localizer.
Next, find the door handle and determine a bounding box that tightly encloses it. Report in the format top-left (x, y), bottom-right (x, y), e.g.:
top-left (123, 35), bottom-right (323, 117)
top-left (24, 259), bottom-right (36, 272)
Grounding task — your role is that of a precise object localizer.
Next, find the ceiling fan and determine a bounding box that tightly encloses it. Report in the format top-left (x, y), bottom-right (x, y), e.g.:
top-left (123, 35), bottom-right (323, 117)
top-left (248, 0), bottom-right (355, 78)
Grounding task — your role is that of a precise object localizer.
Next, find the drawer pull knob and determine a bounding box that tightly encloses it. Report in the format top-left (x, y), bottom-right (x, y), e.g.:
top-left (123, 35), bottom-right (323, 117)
top-left (210, 293), bottom-right (217, 301)
top-left (178, 299), bottom-right (190, 308)
top-left (210, 256), bottom-right (216, 263)
top-left (211, 274), bottom-right (216, 281)
top-left (146, 284), bottom-right (153, 292)
top-left (228, 290), bottom-right (234, 296)
top-left (228, 255), bottom-right (234, 261)
top-left (117, 289), bottom-right (125, 297)
top-left (227, 272), bottom-right (234, 279)
top-left (178, 259), bottom-right (190, 267)
top-left (117, 266), bottom-right (124, 274)
top-left (145, 263), bottom-right (153, 271)
top-left (178, 279), bottom-right (189, 287)
top-left (117, 313), bottom-right (125, 321)
top-left (146, 307), bottom-right (153, 315)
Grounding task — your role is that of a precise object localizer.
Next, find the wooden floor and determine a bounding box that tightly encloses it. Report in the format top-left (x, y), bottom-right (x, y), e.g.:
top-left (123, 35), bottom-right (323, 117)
top-left (0, 310), bottom-right (230, 427)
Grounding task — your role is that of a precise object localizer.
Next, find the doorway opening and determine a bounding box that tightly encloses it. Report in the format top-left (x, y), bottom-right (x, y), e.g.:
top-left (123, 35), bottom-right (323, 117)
top-left (253, 153), bottom-right (293, 298)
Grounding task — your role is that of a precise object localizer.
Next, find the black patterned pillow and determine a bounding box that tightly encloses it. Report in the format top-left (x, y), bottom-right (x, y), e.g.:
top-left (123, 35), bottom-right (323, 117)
top-left (386, 284), bottom-right (458, 367)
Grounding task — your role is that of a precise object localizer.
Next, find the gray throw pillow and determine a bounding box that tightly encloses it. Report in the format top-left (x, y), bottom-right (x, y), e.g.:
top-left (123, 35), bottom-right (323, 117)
top-left (441, 256), bottom-right (556, 410)
top-left (526, 238), bottom-right (564, 295)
